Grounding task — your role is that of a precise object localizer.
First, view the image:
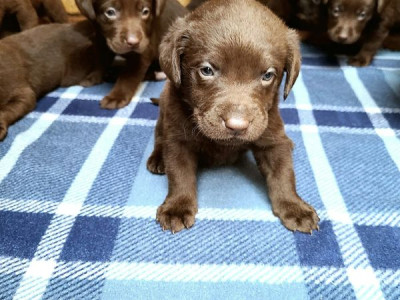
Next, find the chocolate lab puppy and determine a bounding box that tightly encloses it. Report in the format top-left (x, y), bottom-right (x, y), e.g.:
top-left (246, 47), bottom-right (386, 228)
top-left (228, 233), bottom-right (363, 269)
top-left (0, 0), bottom-right (39, 32)
top-left (147, 0), bottom-right (320, 234)
top-left (0, 21), bottom-right (111, 141)
top-left (324, 0), bottom-right (400, 66)
top-left (32, 0), bottom-right (68, 24)
top-left (75, 0), bottom-right (187, 109)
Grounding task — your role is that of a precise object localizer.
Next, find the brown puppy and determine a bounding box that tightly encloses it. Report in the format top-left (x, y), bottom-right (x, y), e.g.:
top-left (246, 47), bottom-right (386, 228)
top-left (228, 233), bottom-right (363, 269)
top-left (31, 0), bottom-right (68, 24)
top-left (75, 0), bottom-right (187, 109)
top-left (324, 0), bottom-right (400, 66)
top-left (147, 0), bottom-right (320, 234)
top-left (187, 0), bottom-right (324, 30)
top-left (0, 21), bottom-right (111, 140)
top-left (0, 0), bottom-right (39, 32)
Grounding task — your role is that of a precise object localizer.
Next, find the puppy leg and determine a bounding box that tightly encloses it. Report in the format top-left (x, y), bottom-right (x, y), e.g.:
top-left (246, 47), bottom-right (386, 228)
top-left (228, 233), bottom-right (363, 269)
top-left (41, 0), bottom-right (68, 23)
top-left (100, 55), bottom-right (150, 110)
top-left (147, 114), bottom-right (165, 174)
top-left (349, 24), bottom-right (390, 67)
top-left (16, 0), bottom-right (39, 30)
top-left (253, 139), bottom-right (319, 233)
top-left (156, 141), bottom-right (198, 233)
top-left (0, 88), bottom-right (36, 141)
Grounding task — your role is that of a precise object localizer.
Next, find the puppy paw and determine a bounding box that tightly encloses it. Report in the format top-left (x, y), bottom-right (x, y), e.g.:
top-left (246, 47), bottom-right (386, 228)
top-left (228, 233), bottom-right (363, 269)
top-left (79, 73), bottom-right (103, 87)
top-left (274, 200), bottom-right (319, 233)
top-left (154, 71), bottom-right (167, 81)
top-left (147, 152), bottom-right (165, 174)
top-left (348, 54), bottom-right (373, 67)
top-left (0, 122), bottom-right (8, 141)
top-left (156, 196), bottom-right (197, 233)
top-left (100, 95), bottom-right (130, 110)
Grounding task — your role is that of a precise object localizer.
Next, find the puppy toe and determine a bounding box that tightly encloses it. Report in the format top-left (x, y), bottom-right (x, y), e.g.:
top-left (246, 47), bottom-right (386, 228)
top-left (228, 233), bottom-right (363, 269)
top-left (0, 122), bottom-right (8, 141)
top-left (147, 153), bottom-right (165, 174)
top-left (156, 196), bottom-right (197, 233)
top-left (275, 200), bottom-right (319, 233)
top-left (100, 96), bottom-right (130, 110)
top-left (348, 55), bottom-right (372, 67)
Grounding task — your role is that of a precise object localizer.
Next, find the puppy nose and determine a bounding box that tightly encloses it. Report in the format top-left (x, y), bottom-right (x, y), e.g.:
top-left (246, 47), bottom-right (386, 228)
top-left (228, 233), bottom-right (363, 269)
top-left (337, 32), bottom-right (348, 43)
top-left (224, 117), bottom-right (249, 133)
top-left (125, 34), bottom-right (140, 47)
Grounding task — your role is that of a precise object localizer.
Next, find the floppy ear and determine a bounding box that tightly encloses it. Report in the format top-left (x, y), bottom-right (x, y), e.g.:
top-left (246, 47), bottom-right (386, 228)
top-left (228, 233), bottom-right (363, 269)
top-left (159, 17), bottom-right (189, 87)
top-left (377, 0), bottom-right (388, 13)
top-left (284, 29), bottom-right (301, 100)
top-left (155, 0), bottom-right (167, 16)
top-left (75, 0), bottom-right (96, 20)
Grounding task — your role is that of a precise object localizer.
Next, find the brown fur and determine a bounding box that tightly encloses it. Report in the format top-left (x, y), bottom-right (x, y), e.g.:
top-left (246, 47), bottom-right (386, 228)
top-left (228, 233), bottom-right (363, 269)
top-left (0, 0), bottom-right (39, 33)
top-left (187, 0), bottom-right (325, 29)
top-left (75, 0), bottom-right (187, 109)
top-left (0, 21), bottom-right (112, 141)
top-left (147, 0), bottom-right (319, 234)
top-left (324, 0), bottom-right (400, 66)
top-left (31, 0), bottom-right (68, 24)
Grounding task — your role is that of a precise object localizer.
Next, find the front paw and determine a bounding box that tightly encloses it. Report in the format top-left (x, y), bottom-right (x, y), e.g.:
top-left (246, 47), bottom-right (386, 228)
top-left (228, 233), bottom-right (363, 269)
top-left (0, 121), bottom-right (8, 141)
top-left (79, 72), bottom-right (103, 87)
top-left (147, 151), bottom-right (165, 174)
top-left (348, 54), bottom-right (373, 67)
top-left (156, 195), bottom-right (197, 233)
top-left (273, 199), bottom-right (319, 233)
top-left (100, 95), bottom-right (130, 110)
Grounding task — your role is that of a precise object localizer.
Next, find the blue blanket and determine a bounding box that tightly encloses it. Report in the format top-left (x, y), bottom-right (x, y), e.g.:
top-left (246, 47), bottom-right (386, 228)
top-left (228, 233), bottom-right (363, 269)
top-left (1, 45), bottom-right (399, 300)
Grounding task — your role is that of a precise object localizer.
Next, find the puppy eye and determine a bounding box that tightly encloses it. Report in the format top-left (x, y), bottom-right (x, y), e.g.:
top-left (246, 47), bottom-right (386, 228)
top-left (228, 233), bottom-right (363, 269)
top-left (332, 6), bottom-right (340, 17)
top-left (357, 11), bottom-right (366, 20)
top-left (142, 7), bottom-right (150, 18)
top-left (200, 66), bottom-right (214, 77)
top-left (261, 68), bottom-right (276, 85)
top-left (105, 7), bottom-right (117, 19)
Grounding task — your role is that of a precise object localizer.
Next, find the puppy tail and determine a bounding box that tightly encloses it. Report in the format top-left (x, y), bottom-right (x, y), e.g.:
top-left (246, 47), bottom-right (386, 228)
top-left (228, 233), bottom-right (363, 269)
top-left (150, 98), bottom-right (160, 106)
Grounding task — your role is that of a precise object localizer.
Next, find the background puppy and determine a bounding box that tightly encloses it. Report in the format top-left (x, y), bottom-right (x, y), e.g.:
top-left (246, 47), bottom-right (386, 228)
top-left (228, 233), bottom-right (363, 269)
top-left (324, 0), bottom-right (400, 66)
top-left (147, 0), bottom-right (319, 234)
top-left (32, 0), bottom-right (68, 24)
top-left (75, 0), bottom-right (187, 109)
top-left (0, 21), bottom-right (111, 141)
top-left (0, 0), bottom-right (39, 34)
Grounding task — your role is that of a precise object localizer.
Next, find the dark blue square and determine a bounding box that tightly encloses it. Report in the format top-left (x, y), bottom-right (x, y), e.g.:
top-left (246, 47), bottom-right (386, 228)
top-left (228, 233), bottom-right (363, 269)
top-left (280, 108), bottom-right (300, 125)
top-left (60, 216), bottom-right (120, 262)
top-left (294, 221), bottom-right (344, 267)
top-left (131, 102), bottom-right (159, 120)
top-left (383, 113), bottom-right (400, 129)
top-left (35, 96), bottom-right (58, 112)
top-left (356, 225), bottom-right (400, 269)
top-left (0, 211), bottom-right (52, 258)
top-left (313, 110), bottom-right (373, 128)
top-left (302, 56), bottom-right (339, 67)
top-left (63, 100), bottom-right (117, 117)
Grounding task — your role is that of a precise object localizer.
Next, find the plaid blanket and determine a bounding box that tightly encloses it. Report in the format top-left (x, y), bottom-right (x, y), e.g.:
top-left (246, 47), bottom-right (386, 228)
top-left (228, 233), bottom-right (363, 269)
top-left (0, 45), bottom-right (399, 300)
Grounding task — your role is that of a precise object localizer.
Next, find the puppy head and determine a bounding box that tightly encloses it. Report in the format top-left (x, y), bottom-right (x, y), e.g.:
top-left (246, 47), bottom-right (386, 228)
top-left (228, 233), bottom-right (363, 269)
top-left (324, 0), bottom-right (385, 44)
top-left (75, 0), bottom-right (166, 54)
top-left (160, 0), bottom-right (301, 143)
top-left (296, 0), bottom-right (324, 25)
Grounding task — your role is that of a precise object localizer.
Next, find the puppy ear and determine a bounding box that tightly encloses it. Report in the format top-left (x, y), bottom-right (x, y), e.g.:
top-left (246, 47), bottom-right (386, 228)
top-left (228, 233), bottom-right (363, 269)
top-left (155, 0), bottom-right (167, 16)
top-left (159, 17), bottom-right (189, 87)
top-left (284, 29), bottom-right (301, 100)
top-left (377, 0), bottom-right (388, 13)
top-left (75, 0), bottom-right (96, 20)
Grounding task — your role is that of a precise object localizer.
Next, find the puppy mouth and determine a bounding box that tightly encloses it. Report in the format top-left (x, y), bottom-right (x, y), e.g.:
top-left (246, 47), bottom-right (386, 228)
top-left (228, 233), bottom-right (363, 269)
top-left (106, 40), bottom-right (148, 55)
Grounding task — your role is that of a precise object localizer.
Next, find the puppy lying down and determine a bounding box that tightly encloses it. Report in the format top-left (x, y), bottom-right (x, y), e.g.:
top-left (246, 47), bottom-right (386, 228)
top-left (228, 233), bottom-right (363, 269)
top-left (0, 21), bottom-right (110, 141)
top-left (147, 0), bottom-right (320, 233)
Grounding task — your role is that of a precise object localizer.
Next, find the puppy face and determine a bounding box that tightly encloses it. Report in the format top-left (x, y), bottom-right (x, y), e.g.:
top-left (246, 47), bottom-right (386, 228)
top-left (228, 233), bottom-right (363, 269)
top-left (296, 0), bottom-right (323, 25)
top-left (325, 0), bottom-right (377, 44)
top-left (75, 0), bottom-right (165, 54)
top-left (160, 0), bottom-right (300, 144)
